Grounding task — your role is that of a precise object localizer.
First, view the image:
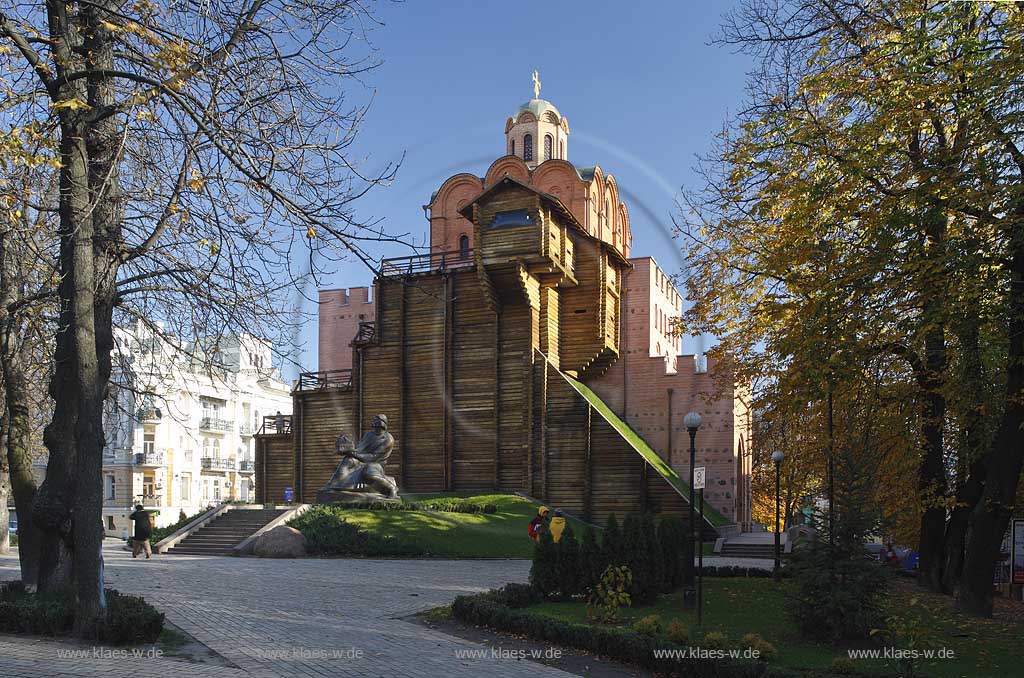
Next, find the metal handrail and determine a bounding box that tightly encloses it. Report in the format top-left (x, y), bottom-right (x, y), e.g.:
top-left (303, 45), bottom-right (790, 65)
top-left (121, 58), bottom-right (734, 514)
top-left (379, 248), bottom-right (473, 277)
top-left (200, 416), bottom-right (234, 431)
top-left (355, 320), bottom-right (376, 343)
top-left (258, 414), bottom-right (292, 435)
top-left (296, 369), bottom-right (353, 391)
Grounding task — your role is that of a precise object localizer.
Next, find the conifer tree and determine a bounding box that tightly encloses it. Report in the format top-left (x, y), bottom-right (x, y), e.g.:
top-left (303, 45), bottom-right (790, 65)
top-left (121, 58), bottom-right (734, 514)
top-left (530, 531), bottom-right (559, 598)
top-left (579, 527), bottom-right (604, 593)
top-left (602, 513), bottom-right (625, 566)
top-left (555, 525), bottom-right (581, 599)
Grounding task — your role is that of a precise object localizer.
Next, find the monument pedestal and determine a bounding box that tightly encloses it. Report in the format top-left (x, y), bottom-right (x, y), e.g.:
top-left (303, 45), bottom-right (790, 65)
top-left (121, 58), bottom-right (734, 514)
top-left (315, 489), bottom-right (402, 505)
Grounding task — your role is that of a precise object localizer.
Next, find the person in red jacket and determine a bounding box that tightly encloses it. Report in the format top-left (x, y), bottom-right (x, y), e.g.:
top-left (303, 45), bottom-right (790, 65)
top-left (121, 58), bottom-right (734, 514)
top-left (528, 506), bottom-right (550, 542)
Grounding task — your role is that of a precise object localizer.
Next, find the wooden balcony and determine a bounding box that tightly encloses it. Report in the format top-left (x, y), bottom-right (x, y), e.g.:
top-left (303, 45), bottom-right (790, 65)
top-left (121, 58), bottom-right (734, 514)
top-left (296, 369), bottom-right (352, 391)
top-left (379, 249), bottom-right (473, 277)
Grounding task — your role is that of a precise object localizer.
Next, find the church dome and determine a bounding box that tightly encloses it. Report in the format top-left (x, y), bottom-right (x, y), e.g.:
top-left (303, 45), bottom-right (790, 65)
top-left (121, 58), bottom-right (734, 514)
top-left (517, 98), bottom-right (561, 121)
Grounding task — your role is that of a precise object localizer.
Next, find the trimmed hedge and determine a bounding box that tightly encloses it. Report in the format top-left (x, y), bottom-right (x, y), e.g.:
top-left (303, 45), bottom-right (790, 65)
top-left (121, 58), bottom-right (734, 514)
top-left (287, 506), bottom-right (425, 556)
top-left (324, 499), bottom-right (498, 514)
top-left (451, 583), bottom-right (797, 677)
top-left (0, 581), bottom-right (164, 643)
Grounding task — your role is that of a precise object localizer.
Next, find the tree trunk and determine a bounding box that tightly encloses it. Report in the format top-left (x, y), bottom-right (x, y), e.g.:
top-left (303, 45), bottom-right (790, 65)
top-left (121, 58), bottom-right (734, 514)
top-left (3, 353), bottom-right (44, 589)
top-left (917, 209), bottom-right (949, 593)
top-left (0, 415), bottom-right (9, 555)
top-left (957, 210), bottom-right (1024, 616)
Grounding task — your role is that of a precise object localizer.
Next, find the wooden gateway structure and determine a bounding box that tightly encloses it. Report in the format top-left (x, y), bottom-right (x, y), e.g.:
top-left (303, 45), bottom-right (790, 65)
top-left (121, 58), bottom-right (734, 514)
top-left (256, 172), bottom-right (731, 531)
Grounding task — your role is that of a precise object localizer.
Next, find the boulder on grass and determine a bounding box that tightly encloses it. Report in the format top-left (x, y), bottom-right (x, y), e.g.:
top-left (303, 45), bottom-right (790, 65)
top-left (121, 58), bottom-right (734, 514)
top-left (254, 525), bottom-right (307, 558)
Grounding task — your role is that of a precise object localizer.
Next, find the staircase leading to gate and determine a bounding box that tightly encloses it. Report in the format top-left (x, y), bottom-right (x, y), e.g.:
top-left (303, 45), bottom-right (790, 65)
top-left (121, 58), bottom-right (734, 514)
top-left (166, 507), bottom-right (289, 556)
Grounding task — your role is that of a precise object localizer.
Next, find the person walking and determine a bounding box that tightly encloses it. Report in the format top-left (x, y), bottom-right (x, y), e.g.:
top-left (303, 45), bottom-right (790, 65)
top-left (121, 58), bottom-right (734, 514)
top-left (129, 504), bottom-right (153, 559)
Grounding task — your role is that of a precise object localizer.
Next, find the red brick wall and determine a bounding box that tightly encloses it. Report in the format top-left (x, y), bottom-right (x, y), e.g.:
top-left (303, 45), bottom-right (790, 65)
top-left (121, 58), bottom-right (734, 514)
top-left (587, 259), bottom-right (752, 525)
top-left (318, 287), bottom-right (375, 372)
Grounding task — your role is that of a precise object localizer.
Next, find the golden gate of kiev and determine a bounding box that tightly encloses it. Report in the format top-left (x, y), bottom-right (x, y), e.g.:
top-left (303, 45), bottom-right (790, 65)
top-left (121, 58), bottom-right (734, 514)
top-left (256, 90), bottom-right (752, 535)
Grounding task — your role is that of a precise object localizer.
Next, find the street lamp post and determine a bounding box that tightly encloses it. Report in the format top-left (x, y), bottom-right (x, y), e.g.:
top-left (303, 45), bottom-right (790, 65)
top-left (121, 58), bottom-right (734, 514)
top-left (772, 450), bottom-right (784, 581)
top-left (683, 411), bottom-right (702, 608)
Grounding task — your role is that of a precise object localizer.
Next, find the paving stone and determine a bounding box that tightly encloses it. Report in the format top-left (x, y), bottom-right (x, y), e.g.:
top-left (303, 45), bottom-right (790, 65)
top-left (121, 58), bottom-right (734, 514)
top-left (0, 542), bottom-right (576, 677)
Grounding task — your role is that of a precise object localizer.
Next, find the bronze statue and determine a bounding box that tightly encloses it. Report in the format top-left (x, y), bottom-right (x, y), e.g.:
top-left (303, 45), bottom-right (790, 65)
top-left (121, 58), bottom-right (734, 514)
top-left (323, 414), bottom-right (399, 500)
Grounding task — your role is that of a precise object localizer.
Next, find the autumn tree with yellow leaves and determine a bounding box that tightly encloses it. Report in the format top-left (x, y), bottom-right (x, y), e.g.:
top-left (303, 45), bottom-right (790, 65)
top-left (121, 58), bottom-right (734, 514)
top-left (683, 0), bottom-right (1024, 616)
top-left (1, 0), bottom-right (403, 635)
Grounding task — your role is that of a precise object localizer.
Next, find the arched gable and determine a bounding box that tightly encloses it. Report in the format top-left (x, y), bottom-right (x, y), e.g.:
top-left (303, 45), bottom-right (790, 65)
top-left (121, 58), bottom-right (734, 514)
top-left (484, 155), bottom-right (531, 188)
top-left (428, 173), bottom-right (484, 253)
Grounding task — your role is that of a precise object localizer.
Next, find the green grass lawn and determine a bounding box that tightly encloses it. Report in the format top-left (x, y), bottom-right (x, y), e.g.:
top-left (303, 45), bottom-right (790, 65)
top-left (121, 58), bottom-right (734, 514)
top-left (526, 576), bottom-right (1023, 677)
top-left (335, 493), bottom-right (595, 558)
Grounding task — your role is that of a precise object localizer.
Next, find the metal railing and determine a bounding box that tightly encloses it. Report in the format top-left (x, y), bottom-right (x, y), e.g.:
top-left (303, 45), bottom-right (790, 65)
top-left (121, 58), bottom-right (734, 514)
top-left (296, 369), bottom-right (353, 391)
top-left (239, 423), bottom-right (254, 436)
top-left (134, 450), bottom-right (166, 466)
top-left (355, 320), bottom-right (376, 343)
top-left (138, 494), bottom-right (162, 506)
top-left (379, 249), bottom-right (473, 277)
top-left (238, 460), bottom-right (255, 473)
top-left (200, 416), bottom-right (234, 432)
top-left (201, 457), bottom-right (236, 472)
top-left (103, 449), bottom-right (134, 465)
top-left (258, 414), bottom-right (292, 435)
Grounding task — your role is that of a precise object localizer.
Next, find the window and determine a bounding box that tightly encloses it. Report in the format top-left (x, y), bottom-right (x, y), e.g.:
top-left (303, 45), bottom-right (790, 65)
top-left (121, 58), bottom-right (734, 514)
top-left (523, 134), bottom-right (533, 161)
top-left (105, 516), bottom-right (116, 531)
top-left (543, 134), bottom-right (553, 160)
top-left (559, 140), bottom-right (564, 159)
top-left (458, 234), bottom-right (470, 260)
top-left (180, 473), bottom-right (191, 502)
top-left (104, 475), bottom-right (116, 501)
top-left (509, 138), bottom-right (515, 156)
top-left (143, 474), bottom-right (155, 498)
top-left (203, 479), bottom-right (210, 501)
top-left (213, 439), bottom-right (220, 458)
top-left (143, 426), bottom-right (155, 455)
top-left (213, 479), bottom-right (221, 501)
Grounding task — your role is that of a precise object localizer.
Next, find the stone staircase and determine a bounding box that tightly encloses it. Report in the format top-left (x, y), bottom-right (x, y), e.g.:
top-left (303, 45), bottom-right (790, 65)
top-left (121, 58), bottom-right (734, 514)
top-left (718, 533), bottom-right (782, 560)
top-left (167, 507), bottom-right (289, 556)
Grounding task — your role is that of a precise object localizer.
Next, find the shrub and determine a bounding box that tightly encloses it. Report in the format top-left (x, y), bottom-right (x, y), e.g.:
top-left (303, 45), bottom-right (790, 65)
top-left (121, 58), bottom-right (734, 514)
top-left (786, 540), bottom-right (890, 642)
top-left (529, 530), bottom-right (560, 597)
top-left (601, 513), bottom-right (625, 566)
top-left (578, 527), bottom-right (603, 593)
top-left (150, 506), bottom-right (213, 546)
top-left (703, 631), bottom-right (730, 650)
top-left (101, 589), bottom-right (165, 644)
top-left (830, 657), bottom-right (857, 675)
top-left (666, 618), bottom-right (690, 645)
top-left (0, 583), bottom-right (163, 643)
top-left (658, 516), bottom-right (687, 591)
top-left (741, 633), bottom-right (777, 661)
top-left (287, 506), bottom-right (424, 556)
top-left (586, 565), bottom-right (632, 624)
top-left (554, 525), bottom-right (583, 599)
top-left (452, 585), bottom-right (781, 677)
top-left (631, 614), bottom-right (662, 637)
top-left (323, 498), bottom-right (498, 514)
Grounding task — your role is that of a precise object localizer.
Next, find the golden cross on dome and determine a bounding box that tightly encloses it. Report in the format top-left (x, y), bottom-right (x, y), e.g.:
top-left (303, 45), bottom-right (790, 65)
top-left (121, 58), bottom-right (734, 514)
top-left (532, 69), bottom-right (541, 99)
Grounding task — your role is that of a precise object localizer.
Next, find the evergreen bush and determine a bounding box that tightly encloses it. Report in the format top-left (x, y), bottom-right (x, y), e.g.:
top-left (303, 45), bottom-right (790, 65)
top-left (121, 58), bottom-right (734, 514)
top-left (602, 513), bottom-right (625, 566)
top-left (554, 525), bottom-right (582, 599)
top-left (578, 527), bottom-right (603, 593)
top-left (288, 506), bottom-right (424, 556)
top-left (529, 530), bottom-right (560, 596)
top-left (658, 516), bottom-right (687, 591)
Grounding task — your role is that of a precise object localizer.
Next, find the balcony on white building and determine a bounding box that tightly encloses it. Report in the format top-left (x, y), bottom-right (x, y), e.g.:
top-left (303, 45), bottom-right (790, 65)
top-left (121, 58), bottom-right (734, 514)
top-left (103, 449), bottom-right (134, 465)
top-left (199, 416), bottom-right (234, 432)
top-left (201, 457), bottom-right (235, 472)
top-left (239, 423), bottom-right (254, 436)
top-left (134, 449), bottom-right (167, 467)
top-left (137, 493), bottom-right (163, 507)
top-left (237, 459), bottom-right (255, 474)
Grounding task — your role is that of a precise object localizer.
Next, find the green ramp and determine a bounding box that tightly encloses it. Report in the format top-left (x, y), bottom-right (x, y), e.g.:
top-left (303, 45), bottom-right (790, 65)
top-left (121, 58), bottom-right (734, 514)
top-left (558, 370), bottom-right (733, 529)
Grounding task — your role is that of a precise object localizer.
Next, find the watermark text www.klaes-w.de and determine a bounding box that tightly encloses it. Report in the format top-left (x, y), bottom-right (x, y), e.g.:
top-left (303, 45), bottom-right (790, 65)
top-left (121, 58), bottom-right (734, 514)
top-left (56, 648), bottom-right (165, 660)
top-left (454, 646), bottom-right (563, 661)
top-left (654, 647), bottom-right (764, 660)
top-left (847, 647), bottom-right (957, 661)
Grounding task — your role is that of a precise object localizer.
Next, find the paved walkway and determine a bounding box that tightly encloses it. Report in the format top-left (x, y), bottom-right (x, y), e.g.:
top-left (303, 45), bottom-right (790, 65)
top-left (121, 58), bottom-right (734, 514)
top-left (0, 542), bottom-right (575, 678)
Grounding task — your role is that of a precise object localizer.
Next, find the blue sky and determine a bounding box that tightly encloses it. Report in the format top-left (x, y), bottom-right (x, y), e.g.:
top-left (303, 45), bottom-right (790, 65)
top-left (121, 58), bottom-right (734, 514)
top-left (288, 0), bottom-right (751, 377)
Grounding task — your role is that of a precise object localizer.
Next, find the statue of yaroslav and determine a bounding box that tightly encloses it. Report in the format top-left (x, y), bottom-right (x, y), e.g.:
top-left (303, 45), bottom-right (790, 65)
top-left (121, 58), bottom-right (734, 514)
top-left (323, 414), bottom-right (399, 500)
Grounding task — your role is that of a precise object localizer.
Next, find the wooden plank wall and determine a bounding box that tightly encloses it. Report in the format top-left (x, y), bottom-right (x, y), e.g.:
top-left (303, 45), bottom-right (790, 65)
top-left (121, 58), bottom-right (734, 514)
top-left (296, 388), bottom-right (356, 501)
top-left (450, 272), bottom-right (498, 490)
top-left (358, 277), bottom-right (404, 482)
top-left (559, 233), bottom-right (602, 373)
top-left (255, 434), bottom-right (295, 504)
top-left (589, 417), bottom-right (645, 523)
top-left (399, 275), bottom-right (447, 491)
top-left (540, 286), bottom-right (560, 367)
top-left (542, 373), bottom-right (589, 515)
top-left (496, 302), bottom-right (532, 489)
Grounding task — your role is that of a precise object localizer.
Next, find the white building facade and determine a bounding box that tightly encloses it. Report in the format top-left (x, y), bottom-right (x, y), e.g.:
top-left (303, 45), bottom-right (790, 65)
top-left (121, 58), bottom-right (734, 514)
top-left (101, 324), bottom-right (292, 535)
